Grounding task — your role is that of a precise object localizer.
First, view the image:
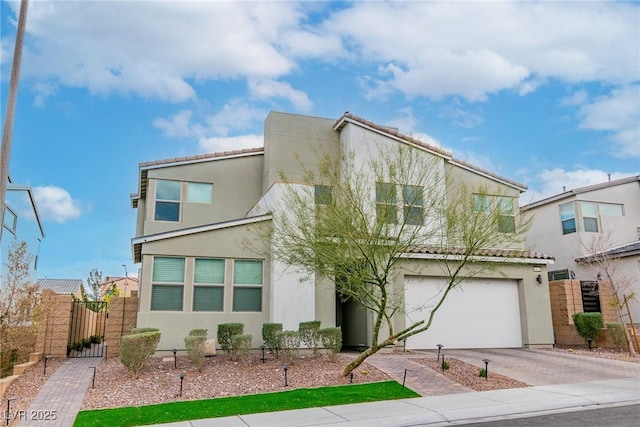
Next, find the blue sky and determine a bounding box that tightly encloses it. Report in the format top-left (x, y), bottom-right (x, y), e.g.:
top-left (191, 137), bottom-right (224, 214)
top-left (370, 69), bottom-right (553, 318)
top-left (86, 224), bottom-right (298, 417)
top-left (1, 0), bottom-right (638, 282)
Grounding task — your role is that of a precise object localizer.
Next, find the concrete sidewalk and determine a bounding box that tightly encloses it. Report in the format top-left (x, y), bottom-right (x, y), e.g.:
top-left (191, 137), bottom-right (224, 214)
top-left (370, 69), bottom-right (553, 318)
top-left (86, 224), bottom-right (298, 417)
top-left (153, 377), bottom-right (640, 427)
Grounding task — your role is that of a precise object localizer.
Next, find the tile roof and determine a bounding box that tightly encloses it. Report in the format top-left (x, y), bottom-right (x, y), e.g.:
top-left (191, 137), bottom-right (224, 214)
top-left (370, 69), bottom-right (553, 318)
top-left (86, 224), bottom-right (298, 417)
top-left (575, 240), bottom-right (640, 262)
top-left (38, 278), bottom-right (83, 294)
top-left (138, 147), bottom-right (264, 169)
top-left (407, 246), bottom-right (555, 261)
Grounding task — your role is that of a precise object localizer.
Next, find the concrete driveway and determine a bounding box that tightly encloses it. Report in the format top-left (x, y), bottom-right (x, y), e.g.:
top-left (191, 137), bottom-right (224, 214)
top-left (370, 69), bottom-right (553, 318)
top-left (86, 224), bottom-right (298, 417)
top-left (443, 348), bottom-right (640, 386)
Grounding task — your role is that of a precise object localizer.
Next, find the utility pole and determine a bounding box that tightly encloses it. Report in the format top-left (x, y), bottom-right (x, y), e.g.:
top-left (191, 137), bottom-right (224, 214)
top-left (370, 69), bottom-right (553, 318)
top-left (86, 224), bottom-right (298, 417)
top-left (0, 0), bottom-right (29, 237)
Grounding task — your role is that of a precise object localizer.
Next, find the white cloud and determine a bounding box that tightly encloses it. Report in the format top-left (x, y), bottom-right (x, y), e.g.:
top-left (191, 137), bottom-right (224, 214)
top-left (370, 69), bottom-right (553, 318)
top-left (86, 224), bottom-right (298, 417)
top-left (205, 102), bottom-right (266, 137)
top-left (327, 1), bottom-right (639, 100)
top-left (560, 89), bottom-right (589, 107)
top-left (248, 78), bottom-right (312, 111)
top-left (199, 135), bottom-right (264, 153)
top-left (576, 85), bottom-right (640, 157)
top-left (153, 110), bottom-right (195, 139)
top-left (33, 186), bottom-right (86, 223)
top-left (439, 101), bottom-right (484, 128)
top-left (521, 168), bottom-right (633, 205)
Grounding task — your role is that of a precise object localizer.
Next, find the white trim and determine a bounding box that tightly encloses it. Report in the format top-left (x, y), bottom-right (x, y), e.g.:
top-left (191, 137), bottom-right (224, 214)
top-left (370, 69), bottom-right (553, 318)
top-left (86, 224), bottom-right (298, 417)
top-left (140, 150), bottom-right (263, 172)
top-left (402, 252), bottom-right (555, 265)
top-left (132, 214), bottom-right (272, 245)
top-left (448, 159), bottom-right (527, 192)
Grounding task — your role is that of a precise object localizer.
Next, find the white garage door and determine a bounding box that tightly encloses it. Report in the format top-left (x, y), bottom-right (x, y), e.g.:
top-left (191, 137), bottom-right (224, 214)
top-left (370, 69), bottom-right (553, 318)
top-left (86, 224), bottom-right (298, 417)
top-left (404, 277), bottom-right (522, 349)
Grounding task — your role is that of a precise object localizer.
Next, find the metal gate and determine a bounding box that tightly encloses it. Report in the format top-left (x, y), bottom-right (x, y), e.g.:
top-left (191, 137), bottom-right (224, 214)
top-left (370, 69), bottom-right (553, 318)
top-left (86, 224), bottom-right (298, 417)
top-left (68, 300), bottom-right (108, 358)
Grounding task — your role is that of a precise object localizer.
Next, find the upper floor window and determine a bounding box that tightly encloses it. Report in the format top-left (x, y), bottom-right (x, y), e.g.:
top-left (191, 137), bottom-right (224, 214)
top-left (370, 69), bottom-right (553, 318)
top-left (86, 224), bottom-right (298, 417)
top-left (403, 185), bottom-right (424, 225)
top-left (315, 185), bottom-right (332, 206)
top-left (187, 182), bottom-right (213, 204)
top-left (3, 206), bottom-right (17, 234)
top-left (473, 194), bottom-right (517, 233)
top-left (497, 197), bottom-right (515, 233)
top-left (560, 202), bottom-right (576, 235)
top-left (558, 201), bottom-right (621, 235)
top-left (376, 182), bottom-right (398, 224)
top-left (155, 180), bottom-right (181, 222)
top-left (581, 202), bottom-right (598, 233)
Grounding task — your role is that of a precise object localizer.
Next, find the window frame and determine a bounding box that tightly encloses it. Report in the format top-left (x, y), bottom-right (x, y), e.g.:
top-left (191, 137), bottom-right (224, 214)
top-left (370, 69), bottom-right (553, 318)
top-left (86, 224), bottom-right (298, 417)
top-left (376, 182), bottom-right (398, 224)
top-left (559, 202), bottom-right (577, 235)
top-left (150, 256), bottom-right (185, 311)
top-left (3, 206), bottom-right (17, 235)
top-left (192, 258), bottom-right (225, 312)
top-left (403, 185), bottom-right (424, 226)
top-left (232, 259), bottom-right (263, 312)
top-left (154, 180), bottom-right (182, 222)
top-left (186, 182), bottom-right (213, 204)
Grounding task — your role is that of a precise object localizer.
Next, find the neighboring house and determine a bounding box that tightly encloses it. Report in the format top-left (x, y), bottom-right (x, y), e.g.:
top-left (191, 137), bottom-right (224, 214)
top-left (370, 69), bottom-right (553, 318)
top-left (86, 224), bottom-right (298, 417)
top-left (1, 178), bottom-right (45, 286)
top-left (99, 276), bottom-right (139, 298)
top-left (131, 111), bottom-right (555, 351)
top-left (37, 278), bottom-right (83, 299)
top-left (521, 176), bottom-right (640, 322)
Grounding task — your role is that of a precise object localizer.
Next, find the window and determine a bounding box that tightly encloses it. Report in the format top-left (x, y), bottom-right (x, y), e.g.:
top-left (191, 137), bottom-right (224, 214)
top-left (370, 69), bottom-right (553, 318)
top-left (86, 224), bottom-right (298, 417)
top-left (403, 185), bottom-right (424, 225)
top-left (187, 182), bottom-right (212, 204)
top-left (473, 194), bottom-right (491, 213)
top-left (560, 203), bottom-right (576, 235)
top-left (3, 207), bottom-right (17, 234)
top-left (315, 185), bottom-right (332, 206)
top-left (548, 269), bottom-right (569, 281)
top-left (193, 258), bottom-right (224, 311)
top-left (599, 203), bottom-right (623, 216)
top-left (581, 202), bottom-right (599, 232)
top-left (497, 197), bottom-right (515, 233)
top-left (151, 257), bottom-right (185, 311)
top-left (376, 182), bottom-right (397, 224)
top-left (233, 260), bottom-right (263, 312)
top-left (473, 194), bottom-right (516, 233)
top-left (155, 180), bottom-right (181, 221)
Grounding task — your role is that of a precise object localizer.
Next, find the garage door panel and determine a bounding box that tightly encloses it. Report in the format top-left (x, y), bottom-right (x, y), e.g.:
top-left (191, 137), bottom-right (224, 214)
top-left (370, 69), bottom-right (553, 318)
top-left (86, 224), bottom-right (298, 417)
top-left (404, 277), bottom-right (522, 349)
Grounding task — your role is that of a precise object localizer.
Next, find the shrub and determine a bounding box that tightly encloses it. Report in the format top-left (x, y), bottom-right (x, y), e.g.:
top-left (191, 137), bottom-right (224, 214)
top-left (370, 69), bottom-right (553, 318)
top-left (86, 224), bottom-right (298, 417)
top-left (217, 323), bottom-right (244, 355)
top-left (277, 331), bottom-right (300, 364)
top-left (231, 334), bottom-right (253, 362)
top-left (262, 323), bottom-right (283, 357)
top-left (606, 323), bottom-right (627, 349)
top-left (319, 327), bottom-right (342, 362)
top-left (184, 335), bottom-right (207, 371)
top-left (573, 312), bottom-right (603, 344)
top-left (189, 329), bottom-right (208, 337)
top-left (120, 330), bottom-right (161, 378)
top-left (82, 338), bottom-right (92, 349)
top-left (479, 368), bottom-right (487, 378)
top-left (299, 321), bottom-right (321, 355)
top-left (90, 335), bottom-right (102, 344)
top-left (130, 327), bottom-right (160, 335)
top-left (441, 360), bottom-right (450, 371)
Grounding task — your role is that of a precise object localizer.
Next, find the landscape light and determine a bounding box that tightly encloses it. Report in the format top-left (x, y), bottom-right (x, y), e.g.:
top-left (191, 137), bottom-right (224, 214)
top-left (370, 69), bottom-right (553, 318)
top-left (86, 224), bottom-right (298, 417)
top-left (283, 365), bottom-right (289, 387)
top-left (482, 359), bottom-right (490, 381)
top-left (178, 373), bottom-right (185, 397)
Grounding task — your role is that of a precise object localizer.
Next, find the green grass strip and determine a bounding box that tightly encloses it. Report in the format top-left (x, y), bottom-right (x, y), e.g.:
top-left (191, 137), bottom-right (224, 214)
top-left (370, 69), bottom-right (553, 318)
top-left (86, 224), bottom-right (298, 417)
top-left (74, 380), bottom-right (418, 427)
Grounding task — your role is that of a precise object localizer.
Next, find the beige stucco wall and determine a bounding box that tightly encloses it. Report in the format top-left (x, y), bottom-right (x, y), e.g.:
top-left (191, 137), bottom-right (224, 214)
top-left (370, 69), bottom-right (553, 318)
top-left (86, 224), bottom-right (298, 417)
top-left (262, 111), bottom-right (339, 192)
top-left (142, 154), bottom-right (264, 236)
top-left (137, 222), bottom-right (271, 351)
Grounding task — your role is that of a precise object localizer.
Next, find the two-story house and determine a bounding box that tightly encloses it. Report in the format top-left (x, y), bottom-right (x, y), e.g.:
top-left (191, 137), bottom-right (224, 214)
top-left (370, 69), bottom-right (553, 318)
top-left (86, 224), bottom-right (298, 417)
top-left (522, 176), bottom-right (640, 323)
top-left (131, 111), bottom-right (554, 352)
top-left (1, 178), bottom-right (45, 286)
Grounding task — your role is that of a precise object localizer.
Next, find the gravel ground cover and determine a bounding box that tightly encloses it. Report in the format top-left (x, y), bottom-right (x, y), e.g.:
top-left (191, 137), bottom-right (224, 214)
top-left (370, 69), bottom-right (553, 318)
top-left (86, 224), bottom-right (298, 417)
top-left (2, 346), bottom-right (638, 421)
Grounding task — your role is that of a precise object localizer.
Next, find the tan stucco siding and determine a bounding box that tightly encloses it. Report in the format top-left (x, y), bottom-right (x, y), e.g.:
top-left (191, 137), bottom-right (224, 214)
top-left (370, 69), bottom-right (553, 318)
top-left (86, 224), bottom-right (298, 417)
top-left (137, 223), bottom-right (271, 350)
top-left (142, 154), bottom-right (263, 235)
top-left (263, 112), bottom-right (339, 192)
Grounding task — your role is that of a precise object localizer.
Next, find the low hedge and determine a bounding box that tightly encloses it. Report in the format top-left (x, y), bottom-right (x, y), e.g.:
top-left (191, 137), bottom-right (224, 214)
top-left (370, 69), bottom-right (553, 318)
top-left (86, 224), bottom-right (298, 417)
top-left (120, 330), bottom-right (161, 378)
top-left (218, 323), bottom-right (244, 354)
top-left (573, 312), bottom-right (603, 343)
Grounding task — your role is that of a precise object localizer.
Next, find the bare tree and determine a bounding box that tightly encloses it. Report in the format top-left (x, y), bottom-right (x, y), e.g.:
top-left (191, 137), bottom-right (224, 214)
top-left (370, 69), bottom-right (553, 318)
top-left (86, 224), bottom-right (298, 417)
top-left (576, 232), bottom-right (638, 356)
top-left (0, 240), bottom-right (40, 376)
top-left (85, 268), bottom-right (104, 301)
top-left (259, 145), bottom-right (530, 375)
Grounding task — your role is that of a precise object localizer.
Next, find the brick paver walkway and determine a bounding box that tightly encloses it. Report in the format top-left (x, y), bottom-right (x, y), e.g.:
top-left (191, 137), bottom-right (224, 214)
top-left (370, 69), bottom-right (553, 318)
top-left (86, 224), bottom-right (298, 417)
top-left (17, 358), bottom-right (102, 427)
top-left (366, 352), bottom-right (471, 396)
